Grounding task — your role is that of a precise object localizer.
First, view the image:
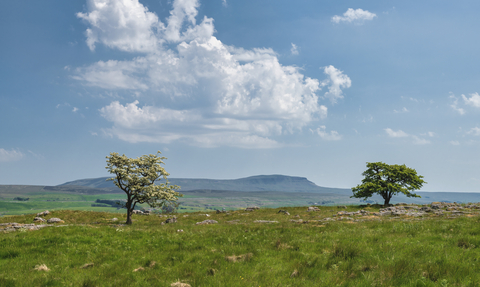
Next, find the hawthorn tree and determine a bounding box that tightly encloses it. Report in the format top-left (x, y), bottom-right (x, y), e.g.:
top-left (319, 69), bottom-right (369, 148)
top-left (351, 162), bottom-right (426, 206)
top-left (106, 151), bottom-right (181, 225)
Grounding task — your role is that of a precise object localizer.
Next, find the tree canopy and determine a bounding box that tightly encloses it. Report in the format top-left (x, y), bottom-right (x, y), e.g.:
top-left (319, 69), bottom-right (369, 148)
top-left (351, 162), bottom-right (426, 206)
top-left (106, 151), bottom-right (181, 225)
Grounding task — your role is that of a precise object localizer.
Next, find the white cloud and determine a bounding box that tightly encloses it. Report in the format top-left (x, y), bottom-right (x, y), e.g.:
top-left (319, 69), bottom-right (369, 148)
top-left (385, 129), bottom-right (430, 144)
top-left (393, 107), bottom-right (408, 113)
top-left (222, 0), bottom-right (227, 7)
top-left (322, 65), bottom-right (351, 104)
top-left (412, 136), bottom-right (430, 145)
top-left (450, 141), bottom-right (460, 146)
top-left (0, 148), bottom-right (24, 162)
top-left (385, 128), bottom-right (408, 138)
top-left (467, 127), bottom-right (480, 136)
top-left (310, 126), bottom-right (342, 141)
top-left (332, 8), bottom-right (377, 24)
top-left (100, 100), bottom-right (281, 148)
top-left (462, 92), bottom-right (480, 108)
top-left (77, 0), bottom-right (163, 52)
top-left (72, 107), bottom-right (79, 112)
top-left (450, 94), bottom-right (466, 115)
top-left (76, 0), bottom-right (348, 148)
top-left (290, 43), bottom-right (299, 55)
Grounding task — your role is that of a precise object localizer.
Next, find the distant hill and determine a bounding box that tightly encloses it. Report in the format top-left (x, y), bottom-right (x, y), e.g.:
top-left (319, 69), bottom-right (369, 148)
top-left (59, 174), bottom-right (353, 194)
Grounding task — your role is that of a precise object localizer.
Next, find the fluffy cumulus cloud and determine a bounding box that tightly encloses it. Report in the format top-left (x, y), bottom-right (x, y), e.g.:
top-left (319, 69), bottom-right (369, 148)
top-left (385, 128), bottom-right (430, 145)
top-left (332, 8), bottom-right (377, 24)
top-left (76, 0), bottom-right (350, 148)
top-left (0, 148), bottom-right (24, 162)
top-left (322, 66), bottom-right (351, 104)
top-left (462, 93), bottom-right (480, 108)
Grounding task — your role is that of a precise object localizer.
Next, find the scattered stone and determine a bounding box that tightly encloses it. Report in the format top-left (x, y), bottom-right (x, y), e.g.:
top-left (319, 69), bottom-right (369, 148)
top-left (36, 210), bottom-right (50, 217)
top-left (307, 207), bottom-right (320, 212)
top-left (278, 210), bottom-right (290, 215)
top-left (33, 217), bottom-right (46, 223)
top-left (171, 282), bottom-right (191, 287)
top-left (111, 218), bottom-right (118, 221)
top-left (177, 229), bottom-right (184, 233)
top-left (165, 217), bottom-right (177, 224)
top-left (208, 268), bottom-right (217, 275)
top-left (34, 264), bottom-right (50, 271)
top-left (80, 263), bottom-right (94, 269)
top-left (183, 215), bottom-right (189, 217)
top-left (47, 218), bottom-right (64, 224)
top-left (290, 269), bottom-right (299, 278)
top-left (245, 207), bottom-right (260, 212)
top-left (149, 261), bottom-right (156, 268)
top-left (337, 205), bottom-right (347, 209)
top-left (420, 206), bottom-right (432, 212)
top-left (253, 220), bottom-right (278, 223)
top-left (226, 220), bottom-right (240, 224)
top-left (225, 253), bottom-right (253, 262)
top-left (196, 220), bottom-right (218, 225)
top-left (133, 267), bottom-right (145, 272)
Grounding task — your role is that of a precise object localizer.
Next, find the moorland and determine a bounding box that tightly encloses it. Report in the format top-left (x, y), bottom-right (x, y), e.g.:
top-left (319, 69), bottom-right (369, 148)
top-left (1, 203), bottom-right (480, 286)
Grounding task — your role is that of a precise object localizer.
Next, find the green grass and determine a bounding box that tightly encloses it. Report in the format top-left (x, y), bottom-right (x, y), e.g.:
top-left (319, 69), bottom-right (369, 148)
top-left (1, 206), bottom-right (480, 286)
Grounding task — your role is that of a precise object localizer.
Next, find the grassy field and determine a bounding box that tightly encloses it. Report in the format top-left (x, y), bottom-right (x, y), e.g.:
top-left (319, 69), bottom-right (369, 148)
top-left (1, 205), bottom-right (480, 286)
top-left (0, 187), bottom-right (363, 216)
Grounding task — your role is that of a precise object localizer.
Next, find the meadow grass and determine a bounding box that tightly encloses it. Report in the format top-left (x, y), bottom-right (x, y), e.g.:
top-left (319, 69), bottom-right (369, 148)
top-left (1, 206), bottom-right (480, 286)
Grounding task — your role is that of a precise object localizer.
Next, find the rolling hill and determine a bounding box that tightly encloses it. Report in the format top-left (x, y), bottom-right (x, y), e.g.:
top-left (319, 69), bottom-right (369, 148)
top-left (59, 174), bottom-right (353, 194)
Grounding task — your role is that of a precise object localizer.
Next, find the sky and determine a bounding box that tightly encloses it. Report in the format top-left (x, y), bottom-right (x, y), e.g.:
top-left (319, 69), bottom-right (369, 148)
top-left (1, 0), bottom-right (479, 192)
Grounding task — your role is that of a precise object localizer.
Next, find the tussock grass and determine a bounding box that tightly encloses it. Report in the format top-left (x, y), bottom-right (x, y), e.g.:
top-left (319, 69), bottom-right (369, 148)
top-left (1, 207), bottom-right (480, 286)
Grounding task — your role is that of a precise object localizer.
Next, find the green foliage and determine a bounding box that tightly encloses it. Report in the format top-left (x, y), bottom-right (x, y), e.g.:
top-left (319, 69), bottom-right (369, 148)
top-left (352, 162), bottom-right (426, 205)
top-left (106, 151), bottom-right (181, 224)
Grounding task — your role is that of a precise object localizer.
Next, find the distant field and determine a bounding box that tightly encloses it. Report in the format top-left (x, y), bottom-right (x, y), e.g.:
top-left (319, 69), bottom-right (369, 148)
top-left (2, 183), bottom-right (480, 216)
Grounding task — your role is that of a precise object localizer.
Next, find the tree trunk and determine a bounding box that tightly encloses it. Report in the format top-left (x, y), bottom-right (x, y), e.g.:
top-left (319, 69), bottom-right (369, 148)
top-left (126, 210), bottom-right (132, 225)
top-left (383, 196), bottom-right (391, 206)
top-left (125, 198), bottom-right (133, 225)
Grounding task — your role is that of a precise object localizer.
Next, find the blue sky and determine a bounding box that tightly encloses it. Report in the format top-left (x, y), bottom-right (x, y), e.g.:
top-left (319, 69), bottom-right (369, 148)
top-left (1, 0), bottom-right (479, 192)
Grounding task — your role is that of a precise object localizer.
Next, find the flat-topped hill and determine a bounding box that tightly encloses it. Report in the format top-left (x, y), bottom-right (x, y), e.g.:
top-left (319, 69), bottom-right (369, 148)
top-left (59, 174), bottom-right (352, 194)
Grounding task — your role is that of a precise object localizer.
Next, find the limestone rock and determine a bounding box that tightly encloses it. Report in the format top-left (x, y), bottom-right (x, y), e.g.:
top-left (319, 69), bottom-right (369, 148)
top-left (34, 217), bottom-right (46, 223)
top-left (196, 220), bottom-right (218, 225)
top-left (245, 207), bottom-right (259, 212)
top-left (253, 220), bottom-right (278, 223)
top-left (36, 210), bottom-right (50, 217)
top-left (165, 217), bottom-right (177, 224)
top-left (171, 282), bottom-right (191, 287)
top-left (47, 218), bottom-right (64, 224)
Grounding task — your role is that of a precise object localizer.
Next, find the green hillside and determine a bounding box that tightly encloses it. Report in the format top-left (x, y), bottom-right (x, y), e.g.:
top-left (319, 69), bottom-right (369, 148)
top-left (2, 205), bottom-right (480, 286)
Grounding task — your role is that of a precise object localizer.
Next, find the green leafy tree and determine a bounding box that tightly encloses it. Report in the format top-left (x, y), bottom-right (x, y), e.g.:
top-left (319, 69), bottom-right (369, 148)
top-left (106, 151), bottom-right (181, 225)
top-left (351, 162), bottom-right (426, 206)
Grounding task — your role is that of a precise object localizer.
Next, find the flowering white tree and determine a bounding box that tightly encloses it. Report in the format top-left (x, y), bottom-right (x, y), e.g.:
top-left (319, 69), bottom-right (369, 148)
top-left (106, 151), bottom-right (181, 225)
